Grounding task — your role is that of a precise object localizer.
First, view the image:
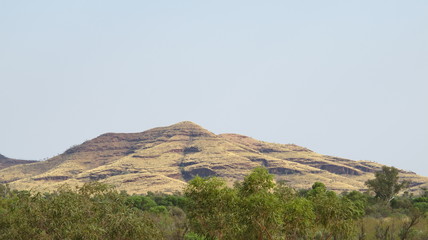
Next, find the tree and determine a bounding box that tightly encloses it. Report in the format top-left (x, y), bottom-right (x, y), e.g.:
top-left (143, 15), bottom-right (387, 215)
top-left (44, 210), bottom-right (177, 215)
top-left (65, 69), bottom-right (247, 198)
top-left (0, 182), bottom-right (163, 240)
top-left (237, 167), bottom-right (275, 197)
top-left (365, 166), bottom-right (409, 204)
top-left (281, 197), bottom-right (315, 239)
top-left (398, 207), bottom-right (425, 240)
top-left (236, 167), bottom-right (281, 240)
top-left (184, 176), bottom-right (238, 239)
top-left (307, 182), bottom-right (362, 240)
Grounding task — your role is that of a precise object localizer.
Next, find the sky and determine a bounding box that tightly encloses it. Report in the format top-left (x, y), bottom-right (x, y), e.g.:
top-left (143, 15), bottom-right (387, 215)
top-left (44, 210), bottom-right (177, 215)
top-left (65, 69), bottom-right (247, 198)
top-left (1, 1), bottom-right (427, 176)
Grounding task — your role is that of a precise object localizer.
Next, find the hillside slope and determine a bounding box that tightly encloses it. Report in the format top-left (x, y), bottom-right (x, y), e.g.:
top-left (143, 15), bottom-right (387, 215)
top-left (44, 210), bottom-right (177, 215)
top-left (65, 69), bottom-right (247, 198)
top-left (0, 122), bottom-right (426, 194)
top-left (0, 154), bottom-right (37, 170)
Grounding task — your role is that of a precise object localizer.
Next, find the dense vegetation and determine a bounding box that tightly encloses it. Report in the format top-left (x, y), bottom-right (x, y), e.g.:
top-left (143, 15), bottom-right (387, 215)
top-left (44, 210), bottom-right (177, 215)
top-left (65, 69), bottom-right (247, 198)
top-left (0, 166), bottom-right (427, 239)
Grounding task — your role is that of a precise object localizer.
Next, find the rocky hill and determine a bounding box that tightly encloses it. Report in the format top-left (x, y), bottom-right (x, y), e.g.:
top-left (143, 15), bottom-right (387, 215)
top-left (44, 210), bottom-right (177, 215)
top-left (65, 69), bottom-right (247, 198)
top-left (0, 154), bottom-right (36, 170)
top-left (1, 122), bottom-right (427, 194)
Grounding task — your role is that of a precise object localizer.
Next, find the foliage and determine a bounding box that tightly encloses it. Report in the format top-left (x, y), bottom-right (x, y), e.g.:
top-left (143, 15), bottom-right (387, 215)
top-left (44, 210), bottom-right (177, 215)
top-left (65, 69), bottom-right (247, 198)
top-left (281, 197), bottom-right (315, 239)
top-left (0, 182), bottom-right (162, 240)
top-left (342, 190), bottom-right (369, 215)
top-left (184, 176), bottom-right (238, 239)
top-left (365, 166), bottom-right (410, 203)
top-left (412, 196), bottom-right (428, 213)
top-left (1, 167), bottom-right (427, 239)
top-left (236, 167), bottom-right (281, 239)
top-left (185, 168), bottom-right (365, 240)
top-left (307, 182), bottom-right (363, 239)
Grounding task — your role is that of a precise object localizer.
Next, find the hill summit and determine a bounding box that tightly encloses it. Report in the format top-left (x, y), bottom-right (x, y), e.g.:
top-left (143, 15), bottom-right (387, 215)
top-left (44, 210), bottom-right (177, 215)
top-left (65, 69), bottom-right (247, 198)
top-left (1, 121), bottom-right (427, 194)
top-left (0, 154), bottom-right (36, 170)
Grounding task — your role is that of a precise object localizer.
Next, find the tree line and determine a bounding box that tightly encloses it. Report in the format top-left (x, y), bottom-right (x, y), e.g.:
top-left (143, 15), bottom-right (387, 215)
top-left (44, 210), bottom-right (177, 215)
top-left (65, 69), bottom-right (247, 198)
top-left (0, 166), bottom-right (427, 239)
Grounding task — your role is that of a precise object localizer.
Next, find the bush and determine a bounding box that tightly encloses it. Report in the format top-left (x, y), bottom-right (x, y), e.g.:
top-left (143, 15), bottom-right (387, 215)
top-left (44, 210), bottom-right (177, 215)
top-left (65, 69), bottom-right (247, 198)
top-left (0, 183), bottom-right (163, 240)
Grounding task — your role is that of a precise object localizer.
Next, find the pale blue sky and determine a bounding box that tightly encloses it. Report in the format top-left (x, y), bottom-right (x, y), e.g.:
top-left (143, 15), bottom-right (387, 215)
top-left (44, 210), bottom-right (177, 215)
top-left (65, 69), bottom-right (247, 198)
top-left (1, 1), bottom-right (427, 176)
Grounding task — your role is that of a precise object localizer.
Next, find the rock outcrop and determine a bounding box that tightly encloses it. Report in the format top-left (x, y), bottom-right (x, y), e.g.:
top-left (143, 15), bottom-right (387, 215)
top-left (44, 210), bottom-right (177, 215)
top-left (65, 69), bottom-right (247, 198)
top-left (0, 122), bottom-right (426, 194)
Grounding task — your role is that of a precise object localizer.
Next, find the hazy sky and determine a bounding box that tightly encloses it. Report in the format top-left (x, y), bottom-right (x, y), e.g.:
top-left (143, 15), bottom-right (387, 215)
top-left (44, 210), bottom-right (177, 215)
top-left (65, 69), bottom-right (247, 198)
top-left (1, 1), bottom-right (427, 176)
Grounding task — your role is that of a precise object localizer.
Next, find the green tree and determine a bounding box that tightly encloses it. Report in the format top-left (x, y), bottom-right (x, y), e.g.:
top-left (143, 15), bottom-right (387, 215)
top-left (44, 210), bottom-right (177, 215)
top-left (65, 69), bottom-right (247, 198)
top-left (126, 195), bottom-right (157, 211)
top-left (307, 182), bottom-right (362, 240)
top-left (0, 182), bottom-right (163, 240)
top-left (237, 167), bottom-right (275, 196)
top-left (365, 166), bottom-right (409, 204)
top-left (184, 176), bottom-right (238, 239)
top-left (236, 167), bottom-right (281, 240)
top-left (342, 190), bottom-right (368, 217)
top-left (281, 197), bottom-right (315, 239)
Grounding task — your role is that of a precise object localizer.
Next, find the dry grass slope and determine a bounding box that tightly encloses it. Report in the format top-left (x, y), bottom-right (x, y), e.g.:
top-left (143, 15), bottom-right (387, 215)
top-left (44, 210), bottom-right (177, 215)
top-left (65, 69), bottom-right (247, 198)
top-left (1, 121), bottom-right (427, 194)
top-left (0, 154), bottom-right (37, 170)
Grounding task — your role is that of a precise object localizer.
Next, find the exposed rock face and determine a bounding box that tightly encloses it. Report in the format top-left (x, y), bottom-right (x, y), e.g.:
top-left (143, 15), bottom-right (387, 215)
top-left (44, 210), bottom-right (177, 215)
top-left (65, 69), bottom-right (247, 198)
top-left (0, 122), bottom-right (427, 194)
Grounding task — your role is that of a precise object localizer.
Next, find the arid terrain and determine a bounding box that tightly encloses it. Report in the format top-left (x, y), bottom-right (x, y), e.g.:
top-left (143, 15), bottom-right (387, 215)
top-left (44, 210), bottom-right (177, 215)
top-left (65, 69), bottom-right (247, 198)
top-left (1, 121), bottom-right (426, 194)
top-left (0, 154), bottom-right (36, 170)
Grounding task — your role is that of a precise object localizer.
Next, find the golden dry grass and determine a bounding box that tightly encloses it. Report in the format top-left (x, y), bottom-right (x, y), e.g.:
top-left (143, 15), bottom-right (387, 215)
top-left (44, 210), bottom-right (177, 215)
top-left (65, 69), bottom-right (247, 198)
top-left (1, 121), bottom-right (427, 194)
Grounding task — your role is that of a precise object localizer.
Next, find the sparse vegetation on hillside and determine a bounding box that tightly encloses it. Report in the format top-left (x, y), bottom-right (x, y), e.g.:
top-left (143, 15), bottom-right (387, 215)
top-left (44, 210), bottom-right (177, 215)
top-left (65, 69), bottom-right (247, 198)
top-left (1, 122), bottom-right (427, 194)
top-left (0, 154), bottom-right (37, 170)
